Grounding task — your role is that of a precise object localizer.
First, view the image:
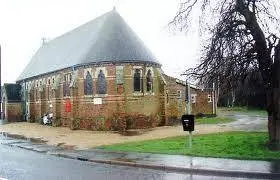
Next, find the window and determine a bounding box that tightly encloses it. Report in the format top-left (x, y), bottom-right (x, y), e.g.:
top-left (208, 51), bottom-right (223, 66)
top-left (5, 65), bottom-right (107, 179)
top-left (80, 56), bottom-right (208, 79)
top-left (146, 69), bottom-right (153, 92)
top-left (63, 73), bottom-right (71, 97)
top-left (47, 86), bottom-right (51, 100)
top-left (96, 70), bottom-right (106, 94)
top-left (177, 90), bottom-right (182, 98)
top-left (134, 69), bottom-right (141, 92)
top-left (191, 94), bottom-right (197, 103)
top-left (207, 94), bottom-right (212, 102)
top-left (84, 71), bottom-right (93, 95)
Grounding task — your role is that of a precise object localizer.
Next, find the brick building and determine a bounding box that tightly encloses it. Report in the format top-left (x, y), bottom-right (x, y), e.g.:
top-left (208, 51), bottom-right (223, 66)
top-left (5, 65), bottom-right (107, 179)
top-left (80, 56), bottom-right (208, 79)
top-left (12, 9), bottom-right (216, 130)
top-left (2, 84), bottom-right (22, 121)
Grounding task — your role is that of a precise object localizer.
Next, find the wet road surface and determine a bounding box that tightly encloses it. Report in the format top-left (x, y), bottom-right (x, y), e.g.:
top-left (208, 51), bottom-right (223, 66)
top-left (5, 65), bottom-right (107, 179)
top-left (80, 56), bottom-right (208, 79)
top-left (0, 144), bottom-right (263, 180)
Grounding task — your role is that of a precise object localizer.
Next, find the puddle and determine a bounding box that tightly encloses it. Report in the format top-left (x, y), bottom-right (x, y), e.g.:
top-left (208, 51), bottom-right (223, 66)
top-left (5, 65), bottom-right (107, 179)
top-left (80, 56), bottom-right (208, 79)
top-left (0, 119), bottom-right (8, 125)
top-left (0, 132), bottom-right (47, 144)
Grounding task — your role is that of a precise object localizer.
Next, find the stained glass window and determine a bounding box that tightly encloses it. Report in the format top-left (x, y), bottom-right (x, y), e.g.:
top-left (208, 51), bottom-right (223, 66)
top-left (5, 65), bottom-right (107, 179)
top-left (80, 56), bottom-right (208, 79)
top-left (134, 69), bottom-right (141, 92)
top-left (146, 69), bottom-right (152, 92)
top-left (97, 70), bottom-right (106, 94)
top-left (84, 71), bottom-right (93, 95)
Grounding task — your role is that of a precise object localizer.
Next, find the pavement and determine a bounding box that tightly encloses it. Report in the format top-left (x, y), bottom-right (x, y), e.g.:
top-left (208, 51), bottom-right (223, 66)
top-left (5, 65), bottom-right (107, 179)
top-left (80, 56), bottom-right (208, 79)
top-left (0, 132), bottom-right (279, 179)
top-left (0, 113), bottom-right (278, 179)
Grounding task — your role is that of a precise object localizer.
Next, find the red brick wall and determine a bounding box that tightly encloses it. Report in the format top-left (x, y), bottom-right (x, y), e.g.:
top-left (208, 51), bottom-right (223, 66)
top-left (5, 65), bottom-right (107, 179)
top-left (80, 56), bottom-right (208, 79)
top-left (25, 63), bottom-right (164, 130)
top-left (164, 74), bottom-right (214, 122)
top-left (5, 103), bottom-right (22, 122)
top-left (191, 90), bottom-right (213, 115)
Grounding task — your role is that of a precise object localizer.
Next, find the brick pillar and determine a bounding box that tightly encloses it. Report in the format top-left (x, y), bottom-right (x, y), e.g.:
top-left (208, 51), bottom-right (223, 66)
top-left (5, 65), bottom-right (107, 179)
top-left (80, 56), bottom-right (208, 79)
top-left (34, 89), bottom-right (41, 122)
top-left (51, 89), bottom-right (61, 126)
top-left (27, 92), bottom-right (32, 122)
top-left (70, 87), bottom-right (78, 130)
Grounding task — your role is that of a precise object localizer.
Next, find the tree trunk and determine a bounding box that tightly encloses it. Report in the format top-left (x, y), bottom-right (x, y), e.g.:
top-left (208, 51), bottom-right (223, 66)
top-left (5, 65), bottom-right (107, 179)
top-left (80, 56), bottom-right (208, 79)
top-left (236, 0), bottom-right (280, 149)
top-left (267, 90), bottom-right (280, 150)
top-left (267, 42), bottom-right (280, 150)
top-left (231, 89), bottom-right (235, 107)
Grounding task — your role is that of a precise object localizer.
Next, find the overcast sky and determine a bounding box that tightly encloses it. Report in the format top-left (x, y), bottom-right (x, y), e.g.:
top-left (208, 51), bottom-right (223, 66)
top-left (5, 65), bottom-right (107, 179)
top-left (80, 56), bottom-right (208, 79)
top-left (0, 0), bottom-right (200, 84)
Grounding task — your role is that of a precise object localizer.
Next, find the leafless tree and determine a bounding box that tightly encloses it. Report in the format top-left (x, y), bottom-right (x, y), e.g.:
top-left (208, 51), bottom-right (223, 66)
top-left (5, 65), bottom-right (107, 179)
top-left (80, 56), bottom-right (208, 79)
top-left (171, 0), bottom-right (280, 149)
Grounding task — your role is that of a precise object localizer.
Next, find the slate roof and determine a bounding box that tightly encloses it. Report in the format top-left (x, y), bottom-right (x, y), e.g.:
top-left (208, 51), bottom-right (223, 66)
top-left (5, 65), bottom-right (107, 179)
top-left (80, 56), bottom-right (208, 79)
top-left (4, 84), bottom-right (21, 102)
top-left (17, 9), bottom-right (159, 81)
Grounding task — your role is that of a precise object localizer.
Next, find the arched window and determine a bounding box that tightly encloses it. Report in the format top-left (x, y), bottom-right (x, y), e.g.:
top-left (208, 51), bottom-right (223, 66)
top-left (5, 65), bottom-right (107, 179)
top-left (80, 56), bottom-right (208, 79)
top-left (134, 69), bottom-right (141, 92)
top-left (97, 70), bottom-right (106, 94)
top-left (146, 69), bottom-right (153, 92)
top-left (84, 71), bottom-right (93, 95)
top-left (63, 73), bottom-right (71, 97)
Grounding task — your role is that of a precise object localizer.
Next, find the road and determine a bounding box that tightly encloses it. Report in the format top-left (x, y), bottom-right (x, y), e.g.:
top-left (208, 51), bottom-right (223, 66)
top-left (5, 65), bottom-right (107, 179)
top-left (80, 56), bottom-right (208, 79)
top-left (0, 144), bottom-right (260, 180)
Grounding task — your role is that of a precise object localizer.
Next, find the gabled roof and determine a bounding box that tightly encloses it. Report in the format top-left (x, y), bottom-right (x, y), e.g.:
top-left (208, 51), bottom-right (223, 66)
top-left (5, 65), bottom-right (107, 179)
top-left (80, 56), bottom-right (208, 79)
top-left (17, 9), bottom-right (159, 81)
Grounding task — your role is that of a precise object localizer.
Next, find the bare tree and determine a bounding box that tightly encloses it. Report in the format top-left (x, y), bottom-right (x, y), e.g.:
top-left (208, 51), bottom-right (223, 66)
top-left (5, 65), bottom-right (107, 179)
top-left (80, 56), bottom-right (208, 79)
top-left (171, 0), bottom-right (280, 149)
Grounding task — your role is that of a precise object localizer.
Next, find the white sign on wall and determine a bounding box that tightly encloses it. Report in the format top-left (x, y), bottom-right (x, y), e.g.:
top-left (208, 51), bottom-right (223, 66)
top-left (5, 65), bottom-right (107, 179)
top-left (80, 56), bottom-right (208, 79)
top-left (93, 98), bottom-right (102, 105)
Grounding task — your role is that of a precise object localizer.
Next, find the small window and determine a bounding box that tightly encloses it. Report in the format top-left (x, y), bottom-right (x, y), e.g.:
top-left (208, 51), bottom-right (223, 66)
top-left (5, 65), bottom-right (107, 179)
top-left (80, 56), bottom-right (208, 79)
top-left (48, 79), bottom-right (51, 85)
top-left (177, 90), bottom-right (182, 98)
top-left (134, 69), bottom-right (141, 92)
top-left (146, 69), bottom-right (153, 92)
top-left (52, 78), bottom-right (55, 84)
top-left (84, 71), bottom-right (93, 95)
top-left (191, 94), bottom-right (197, 103)
top-left (97, 70), bottom-right (106, 94)
top-left (63, 73), bottom-right (71, 97)
top-left (207, 94), bottom-right (212, 102)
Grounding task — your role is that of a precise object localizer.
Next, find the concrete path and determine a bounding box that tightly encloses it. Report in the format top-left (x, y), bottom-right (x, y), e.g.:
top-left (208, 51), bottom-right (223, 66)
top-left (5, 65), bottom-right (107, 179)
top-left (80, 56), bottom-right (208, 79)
top-left (219, 112), bottom-right (267, 132)
top-left (0, 133), bottom-right (279, 179)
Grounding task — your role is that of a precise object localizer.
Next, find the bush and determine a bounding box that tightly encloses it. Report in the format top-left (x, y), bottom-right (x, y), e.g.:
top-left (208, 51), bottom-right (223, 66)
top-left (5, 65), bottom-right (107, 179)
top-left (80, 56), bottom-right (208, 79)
top-left (52, 117), bottom-right (61, 127)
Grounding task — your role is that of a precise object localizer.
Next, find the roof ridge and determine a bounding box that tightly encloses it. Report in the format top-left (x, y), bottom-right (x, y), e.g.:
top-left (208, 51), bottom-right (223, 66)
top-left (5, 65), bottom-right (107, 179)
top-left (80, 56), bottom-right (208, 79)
top-left (80, 10), bottom-right (117, 64)
top-left (48, 10), bottom-right (113, 45)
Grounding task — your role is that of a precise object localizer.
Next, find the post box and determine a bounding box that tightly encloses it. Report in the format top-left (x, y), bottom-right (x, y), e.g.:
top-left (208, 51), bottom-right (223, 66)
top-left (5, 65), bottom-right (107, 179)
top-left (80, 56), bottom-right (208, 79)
top-left (181, 114), bottom-right (194, 131)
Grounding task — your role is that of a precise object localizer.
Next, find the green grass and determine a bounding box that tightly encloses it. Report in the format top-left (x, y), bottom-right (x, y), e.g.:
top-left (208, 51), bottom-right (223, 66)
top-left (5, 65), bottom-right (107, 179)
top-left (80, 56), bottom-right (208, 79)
top-left (196, 117), bottom-right (235, 124)
top-left (100, 132), bottom-right (280, 160)
top-left (219, 106), bottom-right (267, 116)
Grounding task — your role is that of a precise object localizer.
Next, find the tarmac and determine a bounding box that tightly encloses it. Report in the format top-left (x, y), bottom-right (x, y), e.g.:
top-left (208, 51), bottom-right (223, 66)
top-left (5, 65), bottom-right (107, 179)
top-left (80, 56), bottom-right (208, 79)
top-left (1, 131), bottom-right (280, 179)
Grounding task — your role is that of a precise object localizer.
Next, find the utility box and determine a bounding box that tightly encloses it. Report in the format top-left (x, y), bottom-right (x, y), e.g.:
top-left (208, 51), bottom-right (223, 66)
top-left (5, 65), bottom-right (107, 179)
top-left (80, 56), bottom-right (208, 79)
top-left (181, 115), bottom-right (194, 132)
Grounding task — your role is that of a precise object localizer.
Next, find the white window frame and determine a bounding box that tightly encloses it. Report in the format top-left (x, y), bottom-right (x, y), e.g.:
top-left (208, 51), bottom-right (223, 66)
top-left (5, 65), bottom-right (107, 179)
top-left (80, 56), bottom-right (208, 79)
top-left (191, 94), bottom-right (197, 103)
top-left (207, 94), bottom-right (212, 102)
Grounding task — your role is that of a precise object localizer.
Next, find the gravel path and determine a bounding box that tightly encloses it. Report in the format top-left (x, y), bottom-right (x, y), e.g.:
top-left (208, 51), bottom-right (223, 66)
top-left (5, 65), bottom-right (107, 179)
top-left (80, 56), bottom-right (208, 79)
top-left (0, 122), bottom-right (232, 150)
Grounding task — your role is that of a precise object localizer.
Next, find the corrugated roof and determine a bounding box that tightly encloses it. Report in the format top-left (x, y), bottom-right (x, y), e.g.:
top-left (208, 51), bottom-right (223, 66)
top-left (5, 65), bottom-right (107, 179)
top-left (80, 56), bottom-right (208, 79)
top-left (17, 9), bottom-right (159, 81)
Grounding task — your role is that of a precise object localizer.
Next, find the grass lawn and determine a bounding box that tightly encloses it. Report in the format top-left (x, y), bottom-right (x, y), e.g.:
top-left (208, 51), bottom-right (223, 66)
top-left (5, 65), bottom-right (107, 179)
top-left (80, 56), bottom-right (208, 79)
top-left (100, 132), bottom-right (280, 161)
top-left (196, 117), bottom-right (235, 124)
top-left (219, 106), bottom-right (267, 116)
